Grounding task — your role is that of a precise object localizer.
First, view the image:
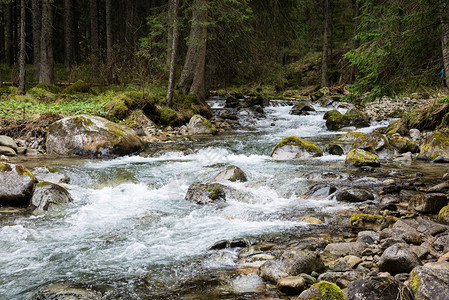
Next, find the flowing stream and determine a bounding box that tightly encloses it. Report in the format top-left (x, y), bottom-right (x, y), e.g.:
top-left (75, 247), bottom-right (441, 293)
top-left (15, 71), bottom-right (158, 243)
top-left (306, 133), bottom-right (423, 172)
top-left (0, 102), bottom-right (399, 299)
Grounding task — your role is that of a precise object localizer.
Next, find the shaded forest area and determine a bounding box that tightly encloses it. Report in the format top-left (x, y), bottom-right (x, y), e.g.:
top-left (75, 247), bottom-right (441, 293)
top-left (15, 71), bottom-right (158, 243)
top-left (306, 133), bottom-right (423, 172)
top-left (1, 0), bottom-right (449, 102)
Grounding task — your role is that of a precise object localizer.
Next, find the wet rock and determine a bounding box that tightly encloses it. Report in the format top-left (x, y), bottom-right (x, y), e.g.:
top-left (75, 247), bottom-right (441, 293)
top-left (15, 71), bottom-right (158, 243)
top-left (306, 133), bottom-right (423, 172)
top-left (427, 181), bottom-right (449, 193)
top-left (389, 134), bottom-right (420, 153)
top-left (32, 283), bottom-right (102, 300)
top-left (296, 281), bottom-right (345, 300)
top-left (277, 276), bottom-right (306, 295)
top-left (327, 144), bottom-right (344, 156)
top-left (409, 193), bottom-right (448, 214)
top-left (415, 217), bottom-right (449, 236)
top-left (302, 184), bottom-right (337, 200)
top-left (185, 183), bottom-right (226, 205)
top-left (258, 250), bottom-right (325, 283)
top-left (345, 149), bottom-right (380, 167)
top-left (438, 205), bottom-right (449, 224)
top-left (433, 235), bottom-right (449, 252)
top-left (347, 276), bottom-right (413, 300)
top-left (0, 163), bottom-right (37, 206)
top-left (335, 189), bottom-right (374, 203)
top-left (410, 128), bottom-right (421, 141)
top-left (350, 213), bottom-right (388, 232)
top-left (378, 245), bottom-right (421, 275)
top-left (357, 231), bottom-right (380, 244)
top-left (0, 135), bottom-right (18, 151)
top-left (209, 238), bottom-right (249, 250)
top-left (334, 131), bottom-right (367, 143)
top-left (380, 228), bottom-right (422, 245)
top-left (0, 145), bottom-right (17, 156)
top-left (323, 242), bottom-right (368, 259)
top-left (29, 182), bottom-right (73, 213)
top-left (353, 132), bottom-right (389, 153)
top-left (409, 263), bottom-right (449, 300)
top-left (325, 110), bottom-right (370, 131)
top-left (290, 102), bottom-right (315, 116)
top-left (418, 130), bottom-right (449, 161)
top-left (46, 115), bottom-right (143, 157)
top-left (271, 136), bottom-right (323, 160)
top-left (393, 152), bottom-right (413, 164)
top-left (187, 114), bottom-right (217, 135)
top-left (213, 166), bottom-right (247, 182)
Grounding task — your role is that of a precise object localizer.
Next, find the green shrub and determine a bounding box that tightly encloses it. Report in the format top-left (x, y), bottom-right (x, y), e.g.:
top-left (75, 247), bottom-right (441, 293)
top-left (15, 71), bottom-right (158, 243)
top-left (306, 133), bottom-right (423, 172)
top-left (62, 80), bottom-right (91, 94)
top-left (105, 95), bottom-right (129, 121)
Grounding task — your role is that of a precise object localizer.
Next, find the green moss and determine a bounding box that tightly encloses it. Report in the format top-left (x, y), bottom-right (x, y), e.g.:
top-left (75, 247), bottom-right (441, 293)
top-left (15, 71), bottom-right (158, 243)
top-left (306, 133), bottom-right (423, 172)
top-left (34, 83), bottom-right (61, 94)
top-left (105, 96), bottom-right (129, 121)
top-left (334, 131), bottom-right (367, 142)
top-left (419, 130), bottom-right (449, 160)
top-left (46, 167), bottom-right (59, 173)
top-left (345, 148), bottom-right (380, 167)
top-left (159, 107), bottom-right (179, 126)
top-left (200, 117), bottom-right (217, 135)
top-left (350, 213), bottom-right (385, 224)
top-left (0, 163), bottom-right (13, 172)
top-left (36, 181), bottom-right (52, 188)
top-left (315, 281), bottom-right (345, 300)
top-left (62, 80), bottom-right (91, 94)
top-left (28, 87), bottom-right (57, 102)
top-left (274, 136), bottom-right (323, 155)
top-left (207, 187), bottom-right (221, 200)
top-left (386, 119), bottom-right (402, 135)
top-left (15, 165), bottom-right (36, 180)
top-left (409, 272), bottom-right (420, 293)
top-left (353, 132), bottom-right (389, 152)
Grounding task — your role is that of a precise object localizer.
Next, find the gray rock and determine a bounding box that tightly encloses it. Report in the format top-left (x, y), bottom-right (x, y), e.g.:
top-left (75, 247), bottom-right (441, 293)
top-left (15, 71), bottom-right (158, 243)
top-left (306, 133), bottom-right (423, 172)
top-left (297, 281), bottom-right (345, 300)
top-left (357, 231), bottom-right (380, 245)
top-left (258, 250), bottom-right (325, 283)
top-left (302, 184), bottom-right (337, 200)
top-left (409, 128), bottom-right (421, 141)
top-left (0, 135), bottom-right (18, 151)
top-left (409, 264), bottom-right (449, 300)
top-left (213, 166), bottom-right (247, 182)
top-left (17, 147), bottom-right (27, 155)
top-left (271, 137), bottom-right (323, 161)
top-left (46, 115), bottom-right (143, 157)
top-left (433, 235), bottom-right (449, 252)
top-left (380, 228), bottom-right (422, 245)
top-left (409, 193), bottom-right (448, 214)
top-left (0, 163), bottom-right (37, 206)
top-left (32, 283), bottom-right (102, 300)
top-left (328, 144), bottom-right (344, 156)
top-left (323, 242), bottom-right (368, 259)
top-left (185, 183), bottom-right (226, 205)
top-left (30, 182), bottom-right (73, 212)
top-left (335, 189), bottom-right (374, 202)
top-left (290, 102), bottom-right (315, 116)
top-left (347, 276), bottom-right (413, 300)
top-left (187, 114), bottom-right (216, 135)
top-left (276, 276), bottom-right (306, 295)
top-left (378, 245), bottom-right (421, 275)
top-left (0, 146), bottom-right (17, 156)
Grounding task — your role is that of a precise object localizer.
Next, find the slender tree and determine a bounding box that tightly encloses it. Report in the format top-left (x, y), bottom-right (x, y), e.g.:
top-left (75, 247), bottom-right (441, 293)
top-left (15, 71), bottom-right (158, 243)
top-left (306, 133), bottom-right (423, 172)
top-left (90, 0), bottom-right (99, 78)
top-left (6, 0), bottom-right (13, 66)
top-left (321, 0), bottom-right (330, 87)
top-left (18, 0), bottom-right (26, 94)
top-left (441, 1), bottom-right (449, 87)
top-left (31, 0), bottom-right (42, 78)
top-left (166, 0), bottom-right (179, 107)
top-left (349, 0), bottom-right (359, 83)
top-left (105, 0), bottom-right (113, 83)
top-left (179, 0), bottom-right (208, 100)
top-left (39, 0), bottom-right (54, 84)
top-left (64, 0), bottom-right (74, 70)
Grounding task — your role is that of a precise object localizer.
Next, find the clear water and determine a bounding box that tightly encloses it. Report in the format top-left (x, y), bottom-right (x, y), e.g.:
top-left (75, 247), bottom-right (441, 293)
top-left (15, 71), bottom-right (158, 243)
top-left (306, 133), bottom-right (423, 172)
top-left (0, 104), bottom-right (389, 299)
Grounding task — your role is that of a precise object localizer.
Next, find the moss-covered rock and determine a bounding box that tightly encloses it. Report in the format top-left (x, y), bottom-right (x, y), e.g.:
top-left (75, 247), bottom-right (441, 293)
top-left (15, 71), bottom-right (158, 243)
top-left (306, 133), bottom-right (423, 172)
top-left (418, 130), bottom-right (449, 161)
top-left (28, 86), bottom-right (58, 102)
top-left (61, 80), bottom-right (91, 94)
top-left (350, 213), bottom-right (388, 232)
top-left (352, 132), bottom-right (391, 153)
top-left (0, 163), bottom-right (37, 206)
top-left (290, 102), bottom-right (315, 115)
top-left (325, 109), bottom-right (370, 130)
top-left (271, 136), bottom-right (323, 160)
top-left (345, 149), bottom-right (380, 167)
top-left (409, 265), bottom-right (449, 300)
top-left (297, 281), bottom-right (345, 300)
top-left (334, 131), bottom-right (367, 143)
top-left (33, 82), bottom-right (61, 94)
top-left (185, 183), bottom-right (226, 205)
top-left (386, 119), bottom-right (403, 135)
top-left (46, 114), bottom-right (143, 157)
top-left (347, 276), bottom-right (413, 300)
top-left (438, 205), bottom-right (449, 224)
top-left (30, 181), bottom-right (73, 213)
top-left (187, 114), bottom-right (217, 135)
top-left (389, 134), bottom-right (419, 153)
top-left (105, 95), bottom-right (132, 121)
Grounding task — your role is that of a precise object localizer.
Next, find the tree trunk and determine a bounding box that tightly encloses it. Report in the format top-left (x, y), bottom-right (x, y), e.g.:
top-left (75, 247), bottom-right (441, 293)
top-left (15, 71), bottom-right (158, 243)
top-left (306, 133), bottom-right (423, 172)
top-left (105, 0), bottom-right (113, 83)
top-left (349, 0), bottom-right (359, 83)
top-left (0, 2), bottom-right (4, 66)
top-left (39, 0), bottom-right (54, 84)
top-left (166, 0), bottom-right (179, 107)
top-left (179, 0), bottom-right (208, 100)
top-left (442, 2), bottom-right (449, 87)
top-left (19, 0), bottom-right (26, 94)
top-left (6, 0), bottom-right (13, 66)
top-left (64, 0), bottom-right (73, 70)
top-left (90, 0), bottom-right (99, 78)
top-left (31, 0), bottom-right (41, 79)
top-left (321, 0), bottom-right (330, 88)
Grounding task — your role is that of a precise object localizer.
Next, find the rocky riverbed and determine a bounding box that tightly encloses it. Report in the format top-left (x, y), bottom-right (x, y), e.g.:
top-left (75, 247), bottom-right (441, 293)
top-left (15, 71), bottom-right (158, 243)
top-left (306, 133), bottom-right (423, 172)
top-left (1, 90), bottom-right (449, 299)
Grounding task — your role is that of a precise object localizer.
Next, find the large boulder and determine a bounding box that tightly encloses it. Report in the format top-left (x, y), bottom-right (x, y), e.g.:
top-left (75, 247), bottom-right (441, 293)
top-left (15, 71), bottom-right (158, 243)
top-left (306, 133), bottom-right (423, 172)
top-left (271, 136), bottom-right (323, 160)
top-left (347, 276), bottom-right (413, 300)
top-left (334, 131), bottom-right (367, 143)
top-left (185, 183), bottom-right (226, 205)
top-left (0, 146), bottom-right (17, 156)
top-left (439, 205), bottom-right (449, 224)
top-left (297, 281), bottom-right (345, 300)
top-left (325, 109), bottom-right (370, 130)
top-left (213, 166), bottom-right (247, 182)
top-left (30, 182), bottom-right (73, 212)
top-left (353, 132), bottom-right (390, 153)
top-left (378, 245), bottom-right (421, 275)
top-left (418, 130), bottom-right (449, 161)
top-left (290, 102), bottom-right (315, 116)
top-left (389, 134), bottom-right (420, 153)
top-left (187, 114), bottom-right (217, 135)
top-left (0, 163), bottom-right (37, 205)
top-left (302, 184), bottom-right (337, 200)
top-left (409, 263), bottom-right (449, 300)
top-left (345, 149), bottom-right (380, 167)
top-left (46, 115), bottom-right (143, 157)
top-left (0, 135), bottom-right (18, 151)
top-left (409, 193), bottom-right (448, 214)
top-left (335, 189), bottom-right (374, 203)
top-left (258, 250), bottom-right (325, 283)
